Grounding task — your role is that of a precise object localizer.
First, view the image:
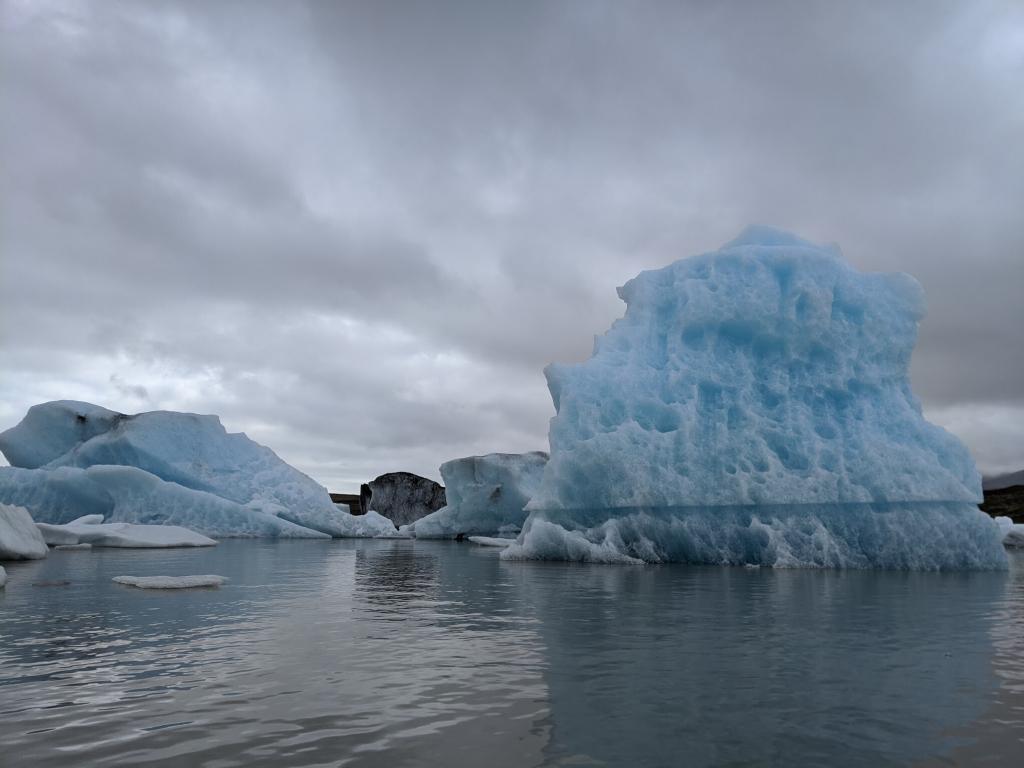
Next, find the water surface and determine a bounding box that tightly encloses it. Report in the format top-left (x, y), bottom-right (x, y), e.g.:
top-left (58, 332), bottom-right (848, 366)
top-left (1, 540), bottom-right (1022, 766)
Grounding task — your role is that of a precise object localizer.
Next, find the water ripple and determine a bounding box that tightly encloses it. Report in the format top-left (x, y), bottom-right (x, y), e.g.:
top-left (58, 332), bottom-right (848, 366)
top-left (0, 541), bottom-right (1022, 766)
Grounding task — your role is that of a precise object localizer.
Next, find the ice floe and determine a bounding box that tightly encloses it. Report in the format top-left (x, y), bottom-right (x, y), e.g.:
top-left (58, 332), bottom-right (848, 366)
top-left (113, 575), bottom-right (227, 589)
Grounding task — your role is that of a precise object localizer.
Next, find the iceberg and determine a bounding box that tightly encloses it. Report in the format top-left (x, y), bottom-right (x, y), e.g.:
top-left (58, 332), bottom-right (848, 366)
top-left (409, 452), bottom-right (548, 538)
top-left (0, 504), bottom-right (48, 560)
top-left (112, 574), bottom-right (227, 589)
top-left (0, 401), bottom-right (379, 538)
top-left (503, 227), bottom-right (1006, 569)
top-left (38, 515), bottom-right (216, 548)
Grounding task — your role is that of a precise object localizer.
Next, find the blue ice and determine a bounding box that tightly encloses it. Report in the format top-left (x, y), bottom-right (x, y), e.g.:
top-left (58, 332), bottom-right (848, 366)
top-left (505, 227), bottom-right (1005, 568)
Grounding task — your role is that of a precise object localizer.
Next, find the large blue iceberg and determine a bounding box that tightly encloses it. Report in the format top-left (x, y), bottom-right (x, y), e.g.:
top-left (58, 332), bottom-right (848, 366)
top-left (0, 401), bottom-right (394, 539)
top-left (504, 227), bottom-right (1006, 568)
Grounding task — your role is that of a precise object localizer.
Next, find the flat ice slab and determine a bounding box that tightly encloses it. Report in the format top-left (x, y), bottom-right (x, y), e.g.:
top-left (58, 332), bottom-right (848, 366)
top-left (113, 575), bottom-right (227, 589)
top-left (467, 536), bottom-right (515, 547)
top-left (0, 504), bottom-right (48, 560)
top-left (38, 518), bottom-right (217, 548)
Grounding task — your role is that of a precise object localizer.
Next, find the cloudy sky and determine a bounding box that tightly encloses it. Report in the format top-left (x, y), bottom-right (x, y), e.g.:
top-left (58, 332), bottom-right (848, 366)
top-left (1, 0), bottom-right (1021, 491)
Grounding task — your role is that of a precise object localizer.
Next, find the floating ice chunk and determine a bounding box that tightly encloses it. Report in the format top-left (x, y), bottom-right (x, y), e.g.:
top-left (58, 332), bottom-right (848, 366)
top-left (39, 519), bottom-right (216, 548)
top-left (467, 536), bottom-right (516, 547)
top-left (0, 465), bottom-right (329, 539)
top-left (411, 452), bottom-right (548, 538)
top-left (511, 228), bottom-right (1004, 569)
top-left (113, 574), bottom-right (226, 589)
top-left (994, 516), bottom-right (1024, 548)
top-left (0, 566), bottom-right (5, 587)
top-left (54, 543), bottom-right (92, 551)
top-left (0, 504), bottom-right (48, 560)
top-left (502, 503), bottom-right (1006, 569)
top-left (0, 401), bottom-right (356, 537)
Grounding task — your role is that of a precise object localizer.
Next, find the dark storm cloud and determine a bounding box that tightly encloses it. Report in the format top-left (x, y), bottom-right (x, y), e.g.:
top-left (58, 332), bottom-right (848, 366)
top-left (1, 0), bottom-right (1021, 486)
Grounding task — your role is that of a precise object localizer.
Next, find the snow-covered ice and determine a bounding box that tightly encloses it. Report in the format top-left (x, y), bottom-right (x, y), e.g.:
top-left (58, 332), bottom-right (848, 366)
top-left (38, 516), bottom-right (216, 548)
top-left (113, 574), bottom-right (227, 589)
top-left (410, 452), bottom-right (548, 538)
top-left (0, 504), bottom-right (48, 560)
top-left (0, 401), bottom-right (382, 538)
top-left (467, 536), bottom-right (516, 547)
top-left (503, 228), bottom-right (1006, 569)
top-left (994, 516), bottom-right (1024, 548)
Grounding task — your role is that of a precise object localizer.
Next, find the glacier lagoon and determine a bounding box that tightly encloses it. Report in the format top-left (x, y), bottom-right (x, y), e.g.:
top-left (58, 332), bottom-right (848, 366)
top-left (2, 539), bottom-right (1023, 767)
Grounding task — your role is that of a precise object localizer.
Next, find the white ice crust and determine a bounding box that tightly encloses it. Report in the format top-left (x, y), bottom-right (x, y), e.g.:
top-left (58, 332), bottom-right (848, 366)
top-left (410, 452), bottom-right (548, 538)
top-left (506, 228), bottom-right (1004, 569)
top-left (0, 504), bottom-right (48, 560)
top-left (0, 401), bottom-right (382, 538)
top-left (113, 574), bottom-right (227, 589)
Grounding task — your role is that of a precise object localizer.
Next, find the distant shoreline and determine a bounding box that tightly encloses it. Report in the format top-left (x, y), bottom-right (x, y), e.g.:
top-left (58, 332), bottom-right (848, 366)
top-left (981, 485), bottom-right (1024, 524)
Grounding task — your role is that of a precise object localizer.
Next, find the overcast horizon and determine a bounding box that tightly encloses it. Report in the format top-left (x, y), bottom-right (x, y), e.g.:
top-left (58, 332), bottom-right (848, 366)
top-left (1, 0), bottom-right (1022, 492)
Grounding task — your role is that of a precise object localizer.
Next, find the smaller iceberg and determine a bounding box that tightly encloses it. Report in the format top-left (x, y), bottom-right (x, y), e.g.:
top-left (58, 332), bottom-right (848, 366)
top-left (0, 401), bottom-right (381, 538)
top-left (0, 504), bottom-right (48, 560)
top-left (995, 516), bottom-right (1024, 548)
top-left (349, 510), bottom-right (405, 537)
top-left (113, 574), bottom-right (227, 589)
top-left (409, 452), bottom-right (548, 538)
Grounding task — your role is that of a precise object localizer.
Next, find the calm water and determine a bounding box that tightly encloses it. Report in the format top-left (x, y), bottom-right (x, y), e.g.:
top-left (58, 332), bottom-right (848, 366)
top-left (1, 540), bottom-right (1022, 767)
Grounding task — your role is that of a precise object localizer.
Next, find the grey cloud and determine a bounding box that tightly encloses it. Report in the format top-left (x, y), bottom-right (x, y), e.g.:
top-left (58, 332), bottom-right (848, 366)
top-left (1, 0), bottom-right (1021, 489)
